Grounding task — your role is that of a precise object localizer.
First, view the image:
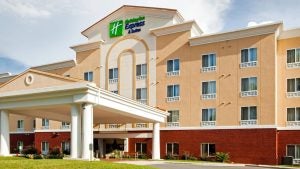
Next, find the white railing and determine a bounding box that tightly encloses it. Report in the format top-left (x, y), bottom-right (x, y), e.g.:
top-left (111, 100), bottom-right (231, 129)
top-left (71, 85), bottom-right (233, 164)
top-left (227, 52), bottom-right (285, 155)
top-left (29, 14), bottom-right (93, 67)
top-left (201, 66), bottom-right (216, 73)
top-left (166, 96), bottom-right (180, 102)
top-left (107, 124), bottom-right (121, 128)
top-left (136, 75), bottom-right (147, 80)
top-left (294, 159), bottom-right (300, 164)
top-left (286, 121), bottom-right (300, 127)
top-left (201, 121), bottom-right (216, 126)
top-left (135, 123), bottom-right (148, 128)
top-left (42, 126), bottom-right (49, 129)
top-left (137, 99), bottom-right (147, 104)
top-left (16, 128), bottom-right (24, 132)
top-left (109, 78), bottom-right (118, 84)
top-left (241, 90), bottom-right (258, 97)
top-left (240, 120), bottom-right (257, 126)
top-left (61, 125), bottom-right (70, 129)
top-left (240, 61), bottom-right (257, 68)
top-left (287, 92), bottom-right (300, 98)
top-left (201, 93), bottom-right (216, 100)
top-left (287, 62), bottom-right (300, 69)
top-left (167, 71), bottom-right (180, 77)
top-left (167, 122), bottom-right (180, 127)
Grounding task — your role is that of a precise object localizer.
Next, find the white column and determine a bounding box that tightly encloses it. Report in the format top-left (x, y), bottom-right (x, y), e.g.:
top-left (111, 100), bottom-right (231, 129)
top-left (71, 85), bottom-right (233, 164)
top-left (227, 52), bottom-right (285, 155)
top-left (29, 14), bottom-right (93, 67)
top-left (70, 104), bottom-right (81, 158)
top-left (124, 138), bottom-right (129, 152)
top-left (98, 139), bottom-right (104, 158)
top-left (0, 110), bottom-right (10, 156)
top-left (81, 103), bottom-right (93, 161)
top-left (152, 122), bottom-right (160, 160)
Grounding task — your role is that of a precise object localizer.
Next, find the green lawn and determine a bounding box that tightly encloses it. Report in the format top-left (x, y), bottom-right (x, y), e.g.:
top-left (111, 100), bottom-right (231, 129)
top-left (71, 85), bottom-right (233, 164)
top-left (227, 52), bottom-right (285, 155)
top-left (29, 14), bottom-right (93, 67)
top-left (0, 157), bottom-right (156, 169)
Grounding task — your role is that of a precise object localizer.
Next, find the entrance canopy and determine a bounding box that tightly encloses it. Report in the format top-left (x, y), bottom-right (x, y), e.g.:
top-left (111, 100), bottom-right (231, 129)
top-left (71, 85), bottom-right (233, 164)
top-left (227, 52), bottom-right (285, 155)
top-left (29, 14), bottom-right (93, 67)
top-left (0, 69), bottom-right (167, 160)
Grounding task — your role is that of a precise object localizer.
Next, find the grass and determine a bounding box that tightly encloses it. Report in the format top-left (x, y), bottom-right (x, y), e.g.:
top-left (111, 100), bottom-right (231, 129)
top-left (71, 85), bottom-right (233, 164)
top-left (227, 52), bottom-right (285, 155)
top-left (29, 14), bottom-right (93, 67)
top-left (0, 156), bottom-right (156, 169)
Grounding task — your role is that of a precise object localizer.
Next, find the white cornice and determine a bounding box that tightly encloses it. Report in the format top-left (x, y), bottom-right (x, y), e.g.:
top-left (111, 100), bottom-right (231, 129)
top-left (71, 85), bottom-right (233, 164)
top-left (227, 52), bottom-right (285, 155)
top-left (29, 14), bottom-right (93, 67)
top-left (279, 28), bottom-right (300, 40)
top-left (70, 41), bottom-right (102, 52)
top-left (31, 59), bottom-right (76, 72)
top-left (189, 22), bottom-right (283, 46)
top-left (150, 20), bottom-right (202, 37)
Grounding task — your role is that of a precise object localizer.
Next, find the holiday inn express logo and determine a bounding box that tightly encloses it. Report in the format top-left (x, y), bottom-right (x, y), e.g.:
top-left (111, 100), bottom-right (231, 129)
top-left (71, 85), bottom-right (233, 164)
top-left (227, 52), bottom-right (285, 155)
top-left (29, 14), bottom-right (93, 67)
top-left (109, 20), bottom-right (124, 38)
top-left (109, 16), bottom-right (145, 38)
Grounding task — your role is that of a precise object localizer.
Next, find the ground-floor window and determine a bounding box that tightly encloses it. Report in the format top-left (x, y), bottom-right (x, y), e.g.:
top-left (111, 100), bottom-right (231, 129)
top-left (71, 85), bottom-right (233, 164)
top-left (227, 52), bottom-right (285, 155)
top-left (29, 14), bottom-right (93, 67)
top-left (166, 143), bottom-right (179, 156)
top-left (17, 141), bottom-right (23, 153)
top-left (135, 143), bottom-right (147, 154)
top-left (41, 141), bottom-right (49, 155)
top-left (287, 145), bottom-right (300, 159)
top-left (201, 143), bottom-right (216, 157)
top-left (61, 141), bottom-right (70, 154)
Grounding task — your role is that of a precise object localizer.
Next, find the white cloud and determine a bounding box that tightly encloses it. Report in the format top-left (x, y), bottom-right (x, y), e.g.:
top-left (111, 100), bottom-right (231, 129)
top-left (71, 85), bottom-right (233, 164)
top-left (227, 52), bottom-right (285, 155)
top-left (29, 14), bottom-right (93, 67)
top-left (0, 0), bottom-right (51, 18)
top-left (247, 21), bottom-right (274, 27)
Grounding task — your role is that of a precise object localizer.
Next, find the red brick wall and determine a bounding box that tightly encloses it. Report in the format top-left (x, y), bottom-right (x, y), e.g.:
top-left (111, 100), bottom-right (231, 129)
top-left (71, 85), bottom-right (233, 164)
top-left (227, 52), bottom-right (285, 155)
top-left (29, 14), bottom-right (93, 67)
top-left (129, 129), bottom-right (278, 164)
top-left (10, 133), bottom-right (35, 153)
top-left (278, 130), bottom-right (300, 164)
top-left (34, 132), bottom-right (70, 153)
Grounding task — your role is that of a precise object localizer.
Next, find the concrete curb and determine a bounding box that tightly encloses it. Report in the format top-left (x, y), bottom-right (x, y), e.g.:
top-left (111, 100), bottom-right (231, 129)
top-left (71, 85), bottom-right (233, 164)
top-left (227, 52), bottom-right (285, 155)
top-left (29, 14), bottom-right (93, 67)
top-left (246, 164), bottom-right (298, 169)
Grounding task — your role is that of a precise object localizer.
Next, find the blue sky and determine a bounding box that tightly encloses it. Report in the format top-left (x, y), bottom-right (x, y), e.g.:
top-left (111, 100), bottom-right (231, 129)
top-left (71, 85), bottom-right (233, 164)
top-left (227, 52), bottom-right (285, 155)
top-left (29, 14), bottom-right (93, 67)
top-left (0, 0), bottom-right (299, 74)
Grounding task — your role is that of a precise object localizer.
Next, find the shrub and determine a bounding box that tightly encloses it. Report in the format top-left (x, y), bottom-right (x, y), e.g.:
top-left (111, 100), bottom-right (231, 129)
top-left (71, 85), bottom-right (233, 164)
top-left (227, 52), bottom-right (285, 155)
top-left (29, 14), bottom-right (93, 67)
top-left (33, 154), bottom-right (43, 159)
top-left (138, 153), bottom-right (148, 159)
top-left (165, 153), bottom-right (178, 160)
top-left (47, 147), bottom-right (64, 159)
top-left (21, 146), bottom-right (37, 155)
top-left (215, 152), bottom-right (230, 162)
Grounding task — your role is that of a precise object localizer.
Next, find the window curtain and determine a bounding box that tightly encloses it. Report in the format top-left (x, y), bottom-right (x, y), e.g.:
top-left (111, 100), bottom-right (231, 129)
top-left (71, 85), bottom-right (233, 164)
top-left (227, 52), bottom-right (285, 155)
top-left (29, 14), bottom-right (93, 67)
top-left (287, 49), bottom-right (295, 63)
top-left (209, 108), bottom-right (216, 121)
top-left (208, 81), bottom-right (216, 94)
top-left (141, 64), bottom-right (147, 75)
top-left (167, 86), bottom-right (173, 97)
top-left (201, 144), bottom-right (209, 157)
top-left (241, 49), bottom-right (248, 63)
top-left (136, 89), bottom-right (141, 100)
top-left (296, 145), bottom-right (300, 159)
top-left (287, 108), bottom-right (296, 121)
top-left (202, 109), bottom-right (208, 121)
top-left (287, 79), bottom-right (295, 92)
top-left (210, 54), bottom-right (216, 66)
top-left (202, 55), bottom-right (209, 67)
top-left (141, 88), bottom-right (147, 99)
top-left (249, 77), bottom-right (257, 90)
top-left (241, 78), bottom-right (249, 91)
top-left (202, 82), bottom-right (208, 94)
top-left (241, 107), bottom-right (248, 120)
top-left (174, 59), bottom-right (180, 71)
top-left (114, 68), bottom-right (118, 78)
top-left (167, 60), bottom-right (173, 72)
top-left (250, 106), bottom-right (257, 120)
top-left (249, 48), bottom-right (257, 61)
top-left (109, 69), bottom-right (113, 79)
top-left (174, 85), bottom-right (180, 96)
top-left (136, 65), bottom-right (141, 76)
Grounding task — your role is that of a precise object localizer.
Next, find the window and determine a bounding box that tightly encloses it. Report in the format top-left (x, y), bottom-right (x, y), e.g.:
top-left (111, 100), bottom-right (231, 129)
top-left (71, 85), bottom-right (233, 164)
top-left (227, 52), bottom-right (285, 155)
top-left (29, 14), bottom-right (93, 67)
top-left (109, 68), bottom-right (118, 83)
top-left (167, 59), bottom-right (180, 76)
top-left (202, 81), bottom-right (216, 99)
top-left (111, 90), bottom-right (118, 94)
top-left (41, 141), bottom-right (49, 155)
top-left (201, 143), bottom-right (215, 157)
top-left (241, 106), bottom-right (257, 125)
top-left (241, 77), bottom-right (257, 97)
top-left (167, 110), bottom-right (179, 127)
top-left (84, 71), bottom-right (93, 82)
top-left (287, 108), bottom-right (300, 126)
top-left (42, 119), bottom-right (49, 129)
top-left (287, 78), bottom-right (300, 97)
top-left (135, 143), bottom-right (147, 154)
top-left (17, 120), bottom-right (24, 131)
top-left (287, 49), bottom-right (300, 63)
top-left (166, 143), bottom-right (179, 156)
top-left (17, 141), bottom-right (23, 152)
top-left (62, 141), bottom-right (70, 152)
top-left (202, 54), bottom-right (216, 72)
top-left (136, 64), bottom-right (147, 80)
top-left (167, 85), bottom-right (180, 102)
top-left (241, 48), bottom-right (257, 68)
top-left (61, 122), bottom-right (70, 129)
top-left (202, 108), bottom-right (216, 126)
top-left (136, 88), bottom-right (147, 104)
top-left (33, 119), bottom-right (36, 130)
top-left (287, 145), bottom-right (300, 160)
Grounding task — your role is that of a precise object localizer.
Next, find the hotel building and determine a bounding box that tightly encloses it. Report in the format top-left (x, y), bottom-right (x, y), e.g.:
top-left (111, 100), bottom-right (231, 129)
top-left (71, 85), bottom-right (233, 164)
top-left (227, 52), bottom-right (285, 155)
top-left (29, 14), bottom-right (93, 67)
top-left (1, 5), bottom-right (300, 165)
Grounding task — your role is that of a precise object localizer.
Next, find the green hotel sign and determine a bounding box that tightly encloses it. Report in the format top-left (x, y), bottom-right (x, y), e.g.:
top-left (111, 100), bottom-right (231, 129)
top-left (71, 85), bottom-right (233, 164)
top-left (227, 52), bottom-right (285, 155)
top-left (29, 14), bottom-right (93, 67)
top-left (109, 16), bottom-right (145, 38)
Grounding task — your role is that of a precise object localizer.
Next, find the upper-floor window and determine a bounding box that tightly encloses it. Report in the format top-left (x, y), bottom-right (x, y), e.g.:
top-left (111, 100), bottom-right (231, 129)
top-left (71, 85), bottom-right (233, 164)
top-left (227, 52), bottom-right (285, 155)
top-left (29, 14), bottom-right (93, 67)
top-left (33, 119), bottom-right (36, 130)
top-left (109, 68), bottom-right (118, 84)
top-left (136, 64), bottom-right (147, 80)
top-left (201, 108), bottom-right (216, 126)
top-left (287, 49), bottom-right (300, 68)
top-left (167, 59), bottom-right (180, 76)
top-left (287, 78), bottom-right (300, 98)
top-left (42, 118), bottom-right (49, 129)
top-left (167, 110), bottom-right (179, 127)
top-left (240, 48), bottom-right (257, 68)
top-left (166, 84), bottom-right (180, 102)
top-left (84, 71), bottom-right (93, 82)
top-left (287, 108), bottom-right (300, 127)
top-left (136, 88), bottom-right (147, 104)
top-left (241, 106), bottom-right (257, 125)
top-left (202, 81), bottom-right (216, 100)
top-left (202, 54), bottom-right (216, 72)
top-left (241, 77), bottom-right (257, 97)
top-left (61, 122), bottom-right (70, 129)
top-left (17, 120), bottom-right (24, 131)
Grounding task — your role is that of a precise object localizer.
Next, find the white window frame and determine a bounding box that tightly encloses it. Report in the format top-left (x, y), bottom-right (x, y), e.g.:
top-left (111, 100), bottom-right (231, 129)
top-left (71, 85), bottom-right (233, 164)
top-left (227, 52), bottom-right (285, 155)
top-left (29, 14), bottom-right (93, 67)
top-left (201, 53), bottom-right (217, 73)
top-left (42, 119), bottom-right (50, 129)
top-left (136, 88), bottom-right (147, 104)
top-left (166, 84), bottom-right (180, 102)
top-left (135, 142), bottom-right (147, 154)
top-left (166, 59), bottom-right (180, 76)
top-left (61, 122), bottom-right (70, 129)
top-left (166, 142), bottom-right (179, 156)
top-left (17, 120), bottom-right (24, 132)
top-left (61, 141), bottom-right (70, 152)
top-left (84, 71), bottom-right (93, 82)
top-left (287, 78), bottom-right (300, 98)
top-left (240, 106), bottom-right (257, 125)
top-left (286, 144), bottom-right (300, 164)
top-left (109, 68), bottom-right (118, 84)
top-left (240, 47), bottom-right (258, 68)
top-left (167, 110), bottom-right (180, 127)
top-left (241, 77), bottom-right (258, 97)
top-left (136, 64), bottom-right (147, 80)
top-left (201, 108), bottom-right (216, 126)
top-left (201, 143), bottom-right (216, 157)
top-left (201, 80), bottom-right (216, 100)
top-left (41, 141), bottom-right (49, 155)
top-left (286, 48), bottom-right (300, 69)
top-left (286, 107), bottom-right (300, 126)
